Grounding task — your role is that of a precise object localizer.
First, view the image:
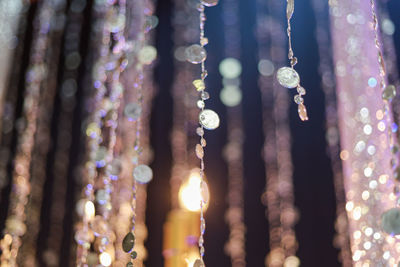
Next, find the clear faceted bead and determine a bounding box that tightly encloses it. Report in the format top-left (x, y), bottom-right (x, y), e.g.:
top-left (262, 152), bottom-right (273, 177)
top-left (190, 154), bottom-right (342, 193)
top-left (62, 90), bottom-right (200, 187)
top-left (194, 259), bottom-right (205, 267)
top-left (382, 208), bottom-right (400, 235)
top-left (297, 86), bottom-right (306, 95)
top-left (382, 85), bottom-right (396, 101)
top-left (201, 0), bottom-right (218, 6)
top-left (196, 127), bottom-right (204, 136)
top-left (133, 164), bottom-right (153, 184)
top-left (197, 100), bottom-right (205, 109)
top-left (201, 91), bottom-right (210, 100)
top-left (277, 67), bottom-right (300, 88)
top-left (185, 44), bottom-right (207, 64)
top-left (199, 109), bottom-right (220, 130)
top-left (294, 95), bottom-right (304, 104)
top-left (298, 103), bottom-right (309, 121)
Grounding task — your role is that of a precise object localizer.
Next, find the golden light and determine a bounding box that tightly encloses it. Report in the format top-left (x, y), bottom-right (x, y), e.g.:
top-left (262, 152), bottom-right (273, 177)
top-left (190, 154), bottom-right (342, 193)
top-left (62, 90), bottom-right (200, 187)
top-left (179, 169), bottom-right (210, 212)
top-left (99, 252), bottom-right (112, 267)
top-left (84, 201), bottom-right (95, 220)
top-left (185, 249), bottom-right (200, 267)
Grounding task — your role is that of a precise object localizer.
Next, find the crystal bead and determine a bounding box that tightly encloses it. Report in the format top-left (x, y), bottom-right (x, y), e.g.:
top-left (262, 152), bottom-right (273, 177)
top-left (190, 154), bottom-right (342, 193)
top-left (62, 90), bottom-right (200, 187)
top-left (197, 100), bottom-right (205, 109)
top-left (201, 0), bottom-right (218, 6)
top-left (122, 232), bottom-right (135, 253)
top-left (201, 91), bottom-right (210, 100)
top-left (382, 85), bottom-right (396, 101)
top-left (194, 259), bottom-right (205, 267)
top-left (196, 144), bottom-right (204, 159)
top-left (287, 0), bottom-right (294, 19)
top-left (199, 109), bottom-right (220, 130)
top-left (294, 95), bottom-right (303, 104)
top-left (126, 262), bottom-right (133, 267)
top-left (298, 103), bottom-right (309, 121)
top-left (131, 251), bottom-right (138, 259)
top-left (91, 215), bottom-right (108, 236)
top-left (133, 164), bottom-right (153, 184)
top-left (201, 138), bottom-right (206, 147)
top-left (297, 86), bottom-right (306, 95)
top-left (96, 189), bottom-right (110, 205)
top-left (5, 216), bottom-right (26, 236)
top-left (277, 67), bottom-right (300, 88)
top-left (382, 208), bottom-right (400, 235)
top-left (196, 127), bottom-right (204, 136)
top-left (290, 57), bottom-right (298, 66)
top-left (200, 37), bottom-right (209, 46)
top-left (185, 44), bottom-right (207, 64)
top-left (124, 103), bottom-right (142, 121)
top-left (193, 79), bottom-right (205, 91)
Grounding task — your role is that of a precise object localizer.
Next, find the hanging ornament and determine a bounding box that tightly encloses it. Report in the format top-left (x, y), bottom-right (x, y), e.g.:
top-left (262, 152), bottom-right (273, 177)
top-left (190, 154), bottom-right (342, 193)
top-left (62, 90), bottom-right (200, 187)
top-left (276, 0), bottom-right (308, 121)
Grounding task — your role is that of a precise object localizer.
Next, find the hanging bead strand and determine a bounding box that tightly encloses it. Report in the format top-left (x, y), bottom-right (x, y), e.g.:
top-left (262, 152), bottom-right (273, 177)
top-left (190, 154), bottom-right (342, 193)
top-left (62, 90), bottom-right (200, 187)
top-left (276, 0), bottom-right (308, 121)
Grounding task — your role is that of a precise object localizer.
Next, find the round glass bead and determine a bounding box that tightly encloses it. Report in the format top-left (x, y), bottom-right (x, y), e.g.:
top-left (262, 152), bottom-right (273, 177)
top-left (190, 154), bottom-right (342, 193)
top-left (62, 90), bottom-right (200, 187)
top-left (131, 251), bottom-right (138, 259)
top-left (96, 189), bottom-right (110, 205)
top-left (185, 44), bottom-right (207, 64)
top-left (381, 208), bottom-right (400, 235)
top-left (201, 0), bottom-right (219, 6)
top-left (294, 95), bottom-right (304, 104)
top-left (133, 164), bottom-right (153, 184)
top-left (126, 263), bottom-right (133, 267)
top-left (201, 91), bottom-right (210, 100)
top-left (297, 86), bottom-right (306, 95)
top-left (197, 100), bottom-right (205, 109)
top-left (124, 103), bottom-right (142, 121)
top-left (196, 127), bottom-right (204, 136)
top-left (382, 85), bottom-right (396, 101)
top-left (277, 67), bottom-right (300, 88)
top-left (122, 232), bottom-right (135, 253)
top-left (199, 109), bottom-right (220, 130)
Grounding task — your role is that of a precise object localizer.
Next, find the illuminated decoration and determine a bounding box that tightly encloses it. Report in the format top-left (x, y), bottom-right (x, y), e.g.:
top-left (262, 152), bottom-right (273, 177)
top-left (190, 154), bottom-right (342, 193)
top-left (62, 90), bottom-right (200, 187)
top-left (310, 0), bottom-right (352, 265)
top-left (256, 0), bottom-right (300, 266)
top-left (0, 0), bottom-right (60, 265)
top-left (276, 0), bottom-right (308, 121)
top-left (164, 170), bottom-right (208, 267)
top-left (179, 169), bottom-right (210, 212)
top-left (330, 0), bottom-right (400, 265)
top-left (184, 0), bottom-right (219, 265)
top-left (219, 0), bottom-right (246, 265)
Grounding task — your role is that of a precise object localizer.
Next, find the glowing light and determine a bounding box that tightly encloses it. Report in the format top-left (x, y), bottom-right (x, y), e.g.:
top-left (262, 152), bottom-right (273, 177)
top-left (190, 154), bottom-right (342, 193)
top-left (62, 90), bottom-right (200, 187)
top-left (99, 252), bottom-right (112, 266)
top-left (184, 250), bottom-right (200, 267)
top-left (179, 169), bottom-right (210, 212)
top-left (84, 201), bottom-right (95, 220)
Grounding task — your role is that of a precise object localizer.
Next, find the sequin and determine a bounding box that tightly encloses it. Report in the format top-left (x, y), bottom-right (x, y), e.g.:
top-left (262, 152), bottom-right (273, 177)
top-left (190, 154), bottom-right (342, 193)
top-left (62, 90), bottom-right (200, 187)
top-left (122, 232), bottom-right (135, 253)
top-left (133, 164), bottom-right (153, 184)
top-left (277, 67), bottom-right (300, 88)
top-left (199, 109), bottom-right (220, 130)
